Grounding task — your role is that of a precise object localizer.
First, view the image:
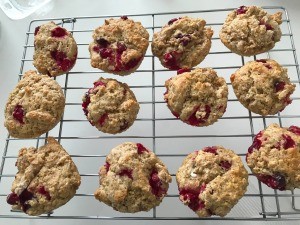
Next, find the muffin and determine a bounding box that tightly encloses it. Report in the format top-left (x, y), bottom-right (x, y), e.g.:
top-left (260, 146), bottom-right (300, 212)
top-left (4, 70), bottom-right (65, 138)
top-left (152, 16), bottom-right (213, 70)
top-left (89, 16), bottom-right (149, 75)
top-left (219, 6), bottom-right (282, 56)
top-left (6, 137), bottom-right (81, 216)
top-left (176, 146), bottom-right (248, 217)
top-left (246, 123), bottom-right (300, 190)
top-left (82, 77), bottom-right (139, 134)
top-left (94, 142), bottom-right (172, 212)
top-left (231, 59), bottom-right (295, 115)
top-left (33, 21), bottom-right (78, 77)
top-left (164, 68), bottom-right (228, 126)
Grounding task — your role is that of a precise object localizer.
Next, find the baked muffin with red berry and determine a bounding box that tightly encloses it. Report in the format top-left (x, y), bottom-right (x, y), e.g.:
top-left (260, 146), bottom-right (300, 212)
top-left (94, 142), bottom-right (171, 213)
top-left (4, 70), bottom-right (65, 138)
top-left (231, 59), bottom-right (295, 115)
top-left (246, 123), bottom-right (300, 190)
top-left (33, 21), bottom-right (78, 77)
top-left (89, 16), bottom-right (149, 76)
top-left (164, 68), bottom-right (228, 127)
top-left (152, 16), bottom-right (213, 70)
top-left (82, 77), bottom-right (139, 134)
top-left (219, 6), bottom-right (282, 56)
top-left (176, 146), bottom-right (248, 217)
top-left (6, 137), bottom-right (81, 216)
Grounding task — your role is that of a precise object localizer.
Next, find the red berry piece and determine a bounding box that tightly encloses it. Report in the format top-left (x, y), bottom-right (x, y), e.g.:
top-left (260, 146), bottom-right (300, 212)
top-left (6, 192), bottom-right (19, 205)
top-left (98, 113), bottom-right (108, 126)
top-left (247, 131), bottom-right (263, 154)
top-left (175, 33), bottom-right (191, 46)
top-left (264, 64), bottom-right (272, 69)
top-left (257, 173), bottom-right (286, 190)
top-left (288, 125), bottom-right (300, 136)
top-left (274, 81), bottom-right (285, 92)
top-left (93, 81), bottom-right (106, 87)
top-left (180, 35), bottom-right (191, 46)
top-left (163, 51), bottom-right (180, 70)
top-left (37, 186), bottom-right (51, 201)
top-left (82, 93), bottom-right (91, 116)
top-left (259, 20), bottom-right (273, 31)
top-left (219, 161), bottom-right (232, 170)
top-left (13, 105), bottom-right (25, 124)
top-left (19, 189), bottom-right (34, 212)
top-left (50, 50), bottom-right (75, 72)
top-left (137, 143), bottom-right (149, 154)
top-left (118, 169), bottom-right (133, 179)
top-left (93, 46), bottom-right (100, 53)
top-left (104, 161), bottom-right (110, 172)
top-left (124, 57), bottom-right (141, 70)
top-left (34, 26), bottom-right (40, 36)
top-left (96, 38), bottom-right (110, 47)
top-left (256, 59), bottom-right (267, 63)
top-left (203, 146), bottom-right (218, 155)
top-left (282, 134), bottom-right (295, 149)
top-left (187, 106), bottom-right (200, 126)
top-left (117, 42), bottom-right (127, 54)
top-left (236, 6), bottom-right (247, 15)
top-left (51, 27), bottom-right (67, 38)
top-left (280, 95), bottom-right (293, 112)
top-left (114, 52), bottom-right (123, 72)
top-left (149, 170), bottom-right (166, 197)
top-left (187, 105), bottom-right (211, 126)
top-left (99, 48), bottom-right (113, 59)
top-left (256, 59), bottom-right (272, 69)
top-left (22, 203), bottom-right (31, 212)
top-left (179, 183), bottom-right (206, 211)
top-left (177, 68), bottom-right (191, 75)
top-left (168, 17), bottom-right (181, 25)
top-left (121, 16), bottom-right (128, 20)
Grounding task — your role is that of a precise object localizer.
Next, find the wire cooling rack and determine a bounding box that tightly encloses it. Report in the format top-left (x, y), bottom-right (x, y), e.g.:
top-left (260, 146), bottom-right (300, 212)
top-left (0, 6), bottom-right (300, 222)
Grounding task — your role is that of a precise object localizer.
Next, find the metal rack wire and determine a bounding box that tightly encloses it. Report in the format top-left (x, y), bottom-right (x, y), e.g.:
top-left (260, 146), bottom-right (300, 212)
top-left (0, 7), bottom-right (300, 222)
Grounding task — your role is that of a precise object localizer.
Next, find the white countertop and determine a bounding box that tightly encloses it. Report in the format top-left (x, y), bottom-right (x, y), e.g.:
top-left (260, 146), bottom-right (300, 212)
top-left (0, 0), bottom-right (300, 224)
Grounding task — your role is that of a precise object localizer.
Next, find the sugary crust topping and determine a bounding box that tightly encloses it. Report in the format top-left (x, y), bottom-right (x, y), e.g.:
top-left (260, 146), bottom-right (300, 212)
top-left (246, 123), bottom-right (300, 190)
top-left (176, 146), bottom-right (248, 217)
top-left (8, 137), bottom-right (81, 216)
top-left (33, 21), bottom-right (78, 77)
top-left (164, 68), bottom-right (228, 126)
top-left (220, 6), bottom-right (282, 56)
top-left (82, 77), bottom-right (140, 134)
top-left (231, 59), bottom-right (295, 115)
top-left (152, 16), bottom-right (213, 69)
top-left (4, 70), bottom-right (65, 138)
top-left (94, 142), bottom-right (172, 213)
top-left (89, 17), bottom-right (149, 76)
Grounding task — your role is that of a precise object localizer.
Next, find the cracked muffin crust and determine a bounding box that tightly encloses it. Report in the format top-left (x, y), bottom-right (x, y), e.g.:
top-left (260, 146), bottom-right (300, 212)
top-left (94, 142), bottom-right (172, 213)
top-left (164, 68), bottom-right (228, 127)
top-left (6, 137), bottom-right (81, 216)
top-left (4, 70), bottom-right (65, 138)
top-left (230, 59), bottom-right (295, 116)
top-left (89, 16), bottom-right (149, 76)
top-left (246, 123), bottom-right (300, 190)
top-left (33, 21), bottom-right (78, 77)
top-left (152, 16), bottom-right (213, 70)
top-left (82, 77), bottom-right (140, 134)
top-left (219, 6), bottom-right (282, 56)
top-left (176, 146), bottom-right (248, 217)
